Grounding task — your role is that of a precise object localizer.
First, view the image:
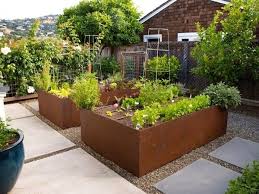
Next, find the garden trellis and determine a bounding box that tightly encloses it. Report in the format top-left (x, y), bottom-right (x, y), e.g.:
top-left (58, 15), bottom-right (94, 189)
top-left (145, 28), bottom-right (171, 81)
top-left (121, 51), bottom-right (147, 80)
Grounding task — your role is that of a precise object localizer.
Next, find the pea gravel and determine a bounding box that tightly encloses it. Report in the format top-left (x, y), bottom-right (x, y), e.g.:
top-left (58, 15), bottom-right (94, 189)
top-left (22, 100), bottom-right (259, 194)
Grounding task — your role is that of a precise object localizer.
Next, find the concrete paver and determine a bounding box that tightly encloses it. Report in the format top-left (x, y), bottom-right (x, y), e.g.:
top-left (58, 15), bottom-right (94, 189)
top-left (10, 116), bottom-right (75, 160)
top-left (11, 148), bottom-right (146, 194)
top-left (155, 159), bottom-right (240, 194)
top-left (210, 137), bottom-right (259, 168)
top-left (25, 100), bottom-right (39, 112)
top-left (5, 103), bottom-right (34, 120)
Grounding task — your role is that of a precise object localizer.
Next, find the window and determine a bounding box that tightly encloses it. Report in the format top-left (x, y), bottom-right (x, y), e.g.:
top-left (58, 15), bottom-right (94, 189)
top-left (177, 32), bottom-right (199, 42)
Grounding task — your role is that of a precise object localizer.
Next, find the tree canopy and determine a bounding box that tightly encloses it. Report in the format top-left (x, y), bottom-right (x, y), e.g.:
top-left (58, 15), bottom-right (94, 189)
top-left (57, 0), bottom-right (143, 47)
top-left (192, 0), bottom-right (259, 85)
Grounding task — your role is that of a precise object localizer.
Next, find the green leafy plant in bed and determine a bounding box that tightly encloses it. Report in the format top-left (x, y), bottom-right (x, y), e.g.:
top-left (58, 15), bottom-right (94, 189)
top-left (49, 83), bottom-right (71, 98)
top-left (70, 73), bottom-right (100, 110)
top-left (202, 82), bottom-right (241, 109)
top-left (132, 95), bottom-right (211, 129)
top-left (138, 81), bottom-right (181, 106)
top-left (0, 121), bottom-right (18, 150)
top-left (225, 161), bottom-right (259, 194)
top-left (162, 95), bottom-right (211, 121)
top-left (132, 103), bottom-right (161, 129)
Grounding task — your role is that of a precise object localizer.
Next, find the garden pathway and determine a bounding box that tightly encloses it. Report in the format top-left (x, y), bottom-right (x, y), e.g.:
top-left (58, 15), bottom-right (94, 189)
top-left (5, 103), bottom-right (145, 194)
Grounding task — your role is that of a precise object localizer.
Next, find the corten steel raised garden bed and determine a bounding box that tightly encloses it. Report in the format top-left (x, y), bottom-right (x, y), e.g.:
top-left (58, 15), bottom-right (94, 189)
top-left (100, 88), bottom-right (139, 105)
top-left (38, 91), bottom-right (80, 129)
top-left (80, 106), bottom-right (228, 177)
top-left (38, 88), bottom-right (139, 129)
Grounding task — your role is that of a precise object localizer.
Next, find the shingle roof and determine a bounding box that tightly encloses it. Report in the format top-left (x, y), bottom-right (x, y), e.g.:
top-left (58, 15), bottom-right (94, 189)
top-left (140, 0), bottom-right (231, 23)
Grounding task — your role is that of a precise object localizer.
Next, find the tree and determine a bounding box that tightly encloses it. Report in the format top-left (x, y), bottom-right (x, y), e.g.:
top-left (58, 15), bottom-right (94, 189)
top-left (192, 0), bottom-right (259, 85)
top-left (57, 0), bottom-right (143, 49)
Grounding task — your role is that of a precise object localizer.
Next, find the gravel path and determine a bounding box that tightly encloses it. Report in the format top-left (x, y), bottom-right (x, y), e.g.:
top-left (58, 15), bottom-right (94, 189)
top-left (228, 112), bottom-right (259, 132)
top-left (23, 100), bottom-right (259, 194)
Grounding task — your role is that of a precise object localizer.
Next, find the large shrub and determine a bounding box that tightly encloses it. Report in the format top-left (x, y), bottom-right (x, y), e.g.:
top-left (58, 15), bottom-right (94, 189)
top-left (202, 82), bottom-right (241, 109)
top-left (192, 0), bottom-right (259, 84)
top-left (146, 55), bottom-right (180, 81)
top-left (226, 161), bottom-right (259, 194)
top-left (57, 0), bottom-right (143, 48)
top-left (70, 73), bottom-right (100, 110)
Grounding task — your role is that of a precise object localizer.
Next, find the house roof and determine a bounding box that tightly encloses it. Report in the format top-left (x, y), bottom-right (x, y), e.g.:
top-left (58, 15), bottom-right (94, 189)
top-left (140, 0), bottom-right (230, 23)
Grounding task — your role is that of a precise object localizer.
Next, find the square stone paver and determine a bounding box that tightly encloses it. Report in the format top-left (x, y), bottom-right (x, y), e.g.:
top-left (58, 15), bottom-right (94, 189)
top-left (10, 116), bottom-right (75, 160)
top-left (11, 148), bottom-right (145, 194)
top-left (25, 100), bottom-right (39, 112)
top-left (154, 159), bottom-right (240, 194)
top-left (5, 103), bottom-right (34, 120)
top-left (210, 137), bottom-right (259, 168)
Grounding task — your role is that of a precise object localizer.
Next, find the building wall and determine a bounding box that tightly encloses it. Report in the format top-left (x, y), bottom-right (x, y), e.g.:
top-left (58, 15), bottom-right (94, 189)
top-left (142, 0), bottom-right (223, 41)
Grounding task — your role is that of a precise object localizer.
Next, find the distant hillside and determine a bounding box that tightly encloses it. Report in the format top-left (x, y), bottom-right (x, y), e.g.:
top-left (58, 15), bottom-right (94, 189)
top-left (0, 15), bottom-right (58, 38)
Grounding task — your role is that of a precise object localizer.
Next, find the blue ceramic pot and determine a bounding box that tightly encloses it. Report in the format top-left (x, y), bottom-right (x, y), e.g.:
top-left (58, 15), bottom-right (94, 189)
top-left (0, 130), bottom-right (24, 194)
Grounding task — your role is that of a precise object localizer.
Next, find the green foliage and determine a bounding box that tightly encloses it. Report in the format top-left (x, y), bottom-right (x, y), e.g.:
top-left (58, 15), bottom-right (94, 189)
top-left (192, 0), bottom-right (259, 84)
top-left (132, 95), bottom-right (211, 129)
top-left (226, 161), bottom-right (259, 194)
top-left (0, 121), bottom-right (17, 150)
top-left (162, 95), bottom-right (211, 121)
top-left (202, 82), bottom-right (241, 109)
top-left (57, 0), bottom-right (143, 47)
top-left (28, 19), bottom-right (40, 38)
top-left (95, 57), bottom-right (120, 79)
top-left (132, 103), bottom-right (161, 129)
top-left (146, 55), bottom-right (181, 81)
top-left (121, 97), bottom-right (140, 110)
top-left (139, 81), bottom-right (181, 106)
top-left (33, 61), bottom-right (52, 91)
top-left (70, 73), bottom-right (100, 109)
top-left (49, 83), bottom-right (71, 98)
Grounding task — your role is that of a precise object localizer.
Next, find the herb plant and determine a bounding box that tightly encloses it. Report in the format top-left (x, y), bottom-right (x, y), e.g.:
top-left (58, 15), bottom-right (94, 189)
top-left (121, 98), bottom-right (140, 111)
top-left (226, 161), bottom-right (259, 194)
top-left (202, 82), bottom-right (241, 109)
top-left (0, 121), bottom-right (18, 150)
top-left (70, 73), bottom-right (100, 110)
top-left (33, 61), bottom-right (52, 91)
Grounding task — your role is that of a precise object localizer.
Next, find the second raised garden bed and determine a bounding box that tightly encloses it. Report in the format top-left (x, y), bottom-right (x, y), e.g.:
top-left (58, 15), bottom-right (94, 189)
top-left (80, 106), bottom-right (228, 177)
top-left (38, 88), bottom-right (139, 129)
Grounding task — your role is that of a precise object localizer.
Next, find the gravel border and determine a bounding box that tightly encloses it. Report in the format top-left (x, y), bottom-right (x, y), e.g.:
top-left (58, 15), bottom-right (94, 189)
top-left (21, 100), bottom-right (259, 194)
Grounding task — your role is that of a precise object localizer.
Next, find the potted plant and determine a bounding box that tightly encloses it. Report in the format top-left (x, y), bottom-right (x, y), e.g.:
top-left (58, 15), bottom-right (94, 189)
top-left (78, 81), bottom-right (241, 177)
top-left (0, 121), bottom-right (24, 193)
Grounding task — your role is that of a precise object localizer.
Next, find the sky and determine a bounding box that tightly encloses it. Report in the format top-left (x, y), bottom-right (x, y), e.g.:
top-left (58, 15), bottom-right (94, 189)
top-left (0, 0), bottom-right (168, 19)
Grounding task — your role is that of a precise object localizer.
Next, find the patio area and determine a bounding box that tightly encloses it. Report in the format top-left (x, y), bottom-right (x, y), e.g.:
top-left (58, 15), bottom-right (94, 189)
top-left (6, 100), bottom-right (259, 194)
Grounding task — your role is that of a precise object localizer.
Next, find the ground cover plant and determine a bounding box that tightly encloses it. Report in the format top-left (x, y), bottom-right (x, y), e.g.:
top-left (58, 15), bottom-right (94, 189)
top-left (226, 161), bottom-right (259, 194)
top-left (0, 121), bottom-right (18, 150)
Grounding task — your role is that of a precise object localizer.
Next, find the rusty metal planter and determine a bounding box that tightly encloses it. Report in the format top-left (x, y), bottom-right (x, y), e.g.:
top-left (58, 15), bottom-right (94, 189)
top-left (100, 88), bottom-right (139, 105)
top-left (80, 106), bottom-right (228, 177)
top-left (38, 91), bottom-right (80, 129)
top-left (38, 88), bottom-right (139, 129)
